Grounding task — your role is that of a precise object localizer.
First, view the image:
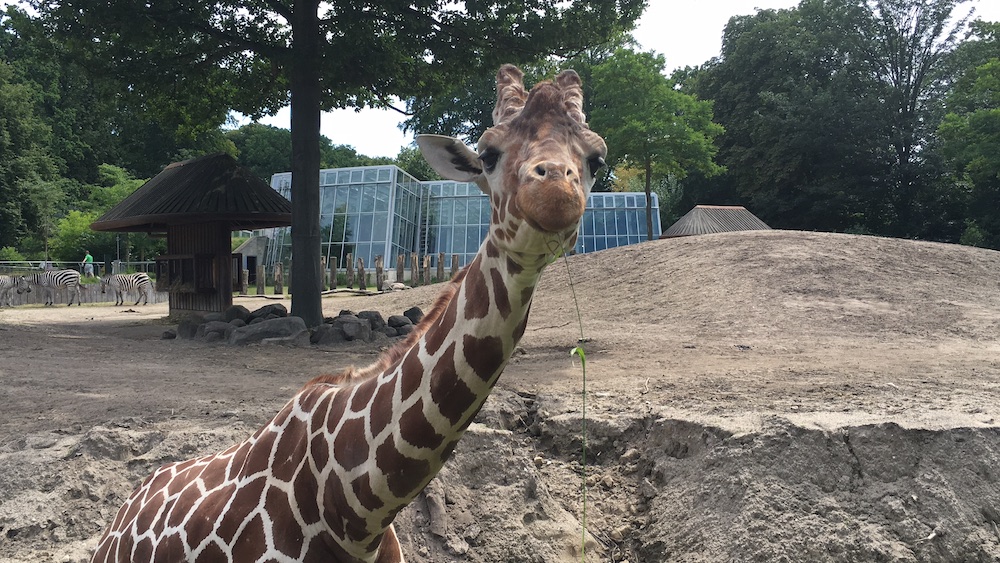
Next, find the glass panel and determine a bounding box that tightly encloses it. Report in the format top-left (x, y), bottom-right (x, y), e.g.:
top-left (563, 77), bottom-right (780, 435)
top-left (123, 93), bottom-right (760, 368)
top-left (453, 226), bottom-right (466, 254)
top-left (616, 210), bottom-right (628, 236)
top-left (359, 214), bottom-right (374, 241)
top-left (350, 170), bottom-right (363, 183)
top-left (373, 213), bottom-right (388, 241)
top-left (467, 224), bottom-right (480, 251)
top-left (627, 210), bottom-right (638, 236)
top-left (615, 194), bottom-right (626, 208)
top-left (466, 199), bottom-right (481, 226)
top-left (594, 211), bottom-right (606, 235)
top-left (454, 199), bottom-right (467, 224)
top-left (349, 185), bottom-right (362, 212)
top-left (439, 227), bottom-right (452, 254)
top-left (334, 186), bottom-right (349, 211)
top-left (618, 236), bottom-right (630, 247)
top-left (375, 186), bottom-right (390, 212)
top-left (440, 200), bottom-right (453, 223)
top-left (363, 168), bottom-right (377, 182)
top-left (444, 183), bottom-right (455, 197)
top-left (331, 214), bottom-right (347, 242)
top-left (378, 168), bottom-right (391, 182)
top-left (362, 185), bottom-right (376, 212)
top-left (337, 171), bottom-right (350, 184)
top-left (320, 189), bottom-right (335, 217)
top-left (345, 214), bottom-right (359, 242)
top-left (593, 196), bottom-right (604, 208)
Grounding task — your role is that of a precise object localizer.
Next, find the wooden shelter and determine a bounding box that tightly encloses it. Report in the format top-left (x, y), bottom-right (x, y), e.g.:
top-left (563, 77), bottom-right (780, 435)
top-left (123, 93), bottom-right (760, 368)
top-left (661, 205), bottom-right (771, 238)
top-left (91, 153), bottom-right (291, 317)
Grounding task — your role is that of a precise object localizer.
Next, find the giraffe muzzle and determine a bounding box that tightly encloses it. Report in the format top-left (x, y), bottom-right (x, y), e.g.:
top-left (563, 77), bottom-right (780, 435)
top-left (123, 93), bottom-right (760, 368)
top-left (516, 176), bottom-right (586, 234)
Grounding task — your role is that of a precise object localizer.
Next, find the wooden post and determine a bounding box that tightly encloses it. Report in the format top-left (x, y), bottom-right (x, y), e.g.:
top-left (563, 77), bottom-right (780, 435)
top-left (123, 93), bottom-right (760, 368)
top-left (357, 257), bottom-right (367, 291)
top-left (256, 264), bottom-right (265, 295)
top-left (422, 254), bottom-right (431, 285)
top-left (451, 254), bottom-right (460, 279)
top-left (396, 254), bottom-right (405, 286)
top-left (410, 252), bottom-right (419, 286)
top-left (274, 263), bottom-right (284, 295)
top-left (346, 253), bottom-right (354, 288)
top-left (375, 255), bottom-right (385, 291)
top-left (240, 269), bottom-right (249, 295)
top-left (329, 255), bottom-right (338, 290)
top-left (320, 256), bottom-right (327, 291)
top-left (437, 252), bottom-right (445, 283)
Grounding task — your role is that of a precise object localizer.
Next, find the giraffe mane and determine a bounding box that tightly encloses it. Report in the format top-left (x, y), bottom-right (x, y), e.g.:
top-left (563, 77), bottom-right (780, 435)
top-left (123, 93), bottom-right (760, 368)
top-left (302, 267), bottom-right (470, 389)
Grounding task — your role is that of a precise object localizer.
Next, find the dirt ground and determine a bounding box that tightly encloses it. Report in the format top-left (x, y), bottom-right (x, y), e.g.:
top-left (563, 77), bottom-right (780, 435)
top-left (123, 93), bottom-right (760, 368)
top-left (1, 230), bottom-right (1000, 562)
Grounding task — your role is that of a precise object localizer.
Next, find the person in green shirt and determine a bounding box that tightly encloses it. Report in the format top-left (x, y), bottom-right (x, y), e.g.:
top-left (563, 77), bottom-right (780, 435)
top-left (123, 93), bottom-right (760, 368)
top-left (81, 250), bottom-right (94, 278)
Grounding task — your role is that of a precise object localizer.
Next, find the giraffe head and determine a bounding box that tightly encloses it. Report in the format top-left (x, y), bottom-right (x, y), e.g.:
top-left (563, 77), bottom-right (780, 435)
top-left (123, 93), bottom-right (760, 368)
top-left (418, 64), bottom-right (607, 261)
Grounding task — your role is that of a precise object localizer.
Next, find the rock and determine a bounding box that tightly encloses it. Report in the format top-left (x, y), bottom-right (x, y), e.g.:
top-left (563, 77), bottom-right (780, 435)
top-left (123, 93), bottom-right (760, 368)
top-left (228, 316), bottom-right (307, 346)
top-left (331, 316), bottom-right (372, 342)
top-left (202, 312), bottom-right (225, 323)
top-left (312, 323), bottom-right (346, 346)
top-left (358, 310), bottom-right (387, 331)
top-left (403, 306), bottom-right (424, 324)
top-left (387, 314), bottom-right (412, 328)
top-left (224, 304), bottom-right (251, 323)
top-left (176, 319), bottom-right (200, 339)
top-left (396, 324), bottom-right (415, 336)
top-left (161, 329), bottom-right (177, 340)
top-left (198, 321), bottom-right (231, 339)
top-left (248, 303), bottom-right (287, 321)
top-left (261, 329), bottom-right (312, 348)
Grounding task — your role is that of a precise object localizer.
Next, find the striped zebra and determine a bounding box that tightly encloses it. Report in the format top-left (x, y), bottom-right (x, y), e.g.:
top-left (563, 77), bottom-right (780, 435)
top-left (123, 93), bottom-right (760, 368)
top-left (101, 272), bottom-right (153, 306)
top-left (18, 269), bottom-right (82, 306)
top-left (0, 274), bottom-right (15, 307)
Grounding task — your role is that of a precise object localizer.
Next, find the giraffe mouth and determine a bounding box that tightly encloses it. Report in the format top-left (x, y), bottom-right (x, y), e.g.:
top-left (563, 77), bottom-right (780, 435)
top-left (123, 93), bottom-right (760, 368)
top-left (515, 179), bottom-right (586, 235)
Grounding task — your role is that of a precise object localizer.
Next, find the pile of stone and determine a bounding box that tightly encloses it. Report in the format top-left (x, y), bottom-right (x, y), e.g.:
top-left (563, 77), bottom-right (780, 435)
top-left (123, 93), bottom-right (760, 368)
top-left (163, 303), bottom-right (425, 347)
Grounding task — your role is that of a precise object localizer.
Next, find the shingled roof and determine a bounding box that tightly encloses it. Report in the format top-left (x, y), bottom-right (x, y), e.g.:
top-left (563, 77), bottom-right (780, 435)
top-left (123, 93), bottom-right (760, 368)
top-left (661, 205), bottom-right (771, 238)
top-left (90, 153), bottom-right (291, 232)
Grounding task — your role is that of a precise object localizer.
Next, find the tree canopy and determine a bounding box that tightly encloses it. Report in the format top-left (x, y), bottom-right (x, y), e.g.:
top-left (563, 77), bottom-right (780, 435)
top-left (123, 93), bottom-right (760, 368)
top-left (33, 0), bottom-right (645, 326)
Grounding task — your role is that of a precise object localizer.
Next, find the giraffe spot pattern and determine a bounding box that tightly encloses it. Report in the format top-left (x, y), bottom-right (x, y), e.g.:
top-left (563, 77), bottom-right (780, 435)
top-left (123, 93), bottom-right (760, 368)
top-left (490, 267), bottom-right (512, 319)
top-left (400, 398), bottom-right (445, 450)
top-left (376, 435), bottom-right (430, 499)
top-left (463, 256), bottom-right (490, 320)
top-left (333, 416), bottom-right (368, 471)
top-left (463, 334), bottom-right (505, 382)
top-left (429, 343), bottom-right (476, 426)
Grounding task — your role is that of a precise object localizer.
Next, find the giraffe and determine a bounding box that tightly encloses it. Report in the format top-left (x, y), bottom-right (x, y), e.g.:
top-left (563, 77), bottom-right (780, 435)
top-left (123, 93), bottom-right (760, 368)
top-left (90, 64), bottom-right (607, 563)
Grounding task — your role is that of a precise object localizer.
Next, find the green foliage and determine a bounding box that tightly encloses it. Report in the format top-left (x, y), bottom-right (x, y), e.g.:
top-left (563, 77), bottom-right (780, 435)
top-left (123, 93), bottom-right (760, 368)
top-left (939, 21), bottom-right (1000, 248)
top-left (394, 145), bottom-right (440, 181)
top-left (590, 48), bottom-right (724, 238)
top-left (959, 220), bottom-right (987, 247)
top-left (0, 246), bottom-right (25, 261)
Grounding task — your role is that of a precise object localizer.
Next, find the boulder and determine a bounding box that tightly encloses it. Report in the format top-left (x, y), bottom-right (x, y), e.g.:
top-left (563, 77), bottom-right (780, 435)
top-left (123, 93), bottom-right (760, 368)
top-left (403, 306), bottom-right (424, 325)
top-left (228, 316), bottom-right (307, 346)
top-left (312, 323), bottom-right (346, 346)
top-left (358, 310), bottom-right (387, 332)
top-left (224, 304), bottom-right (251, 323)
top-left (387, 315), bottom-right (412, 328)
top-left (248, 303), bottom-right (287, 321)
top-left (332, 315), bottom-right (372, 342)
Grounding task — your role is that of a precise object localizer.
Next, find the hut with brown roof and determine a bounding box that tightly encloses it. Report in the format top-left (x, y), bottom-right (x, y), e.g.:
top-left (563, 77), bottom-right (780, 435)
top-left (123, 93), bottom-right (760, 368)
top-left (90, 153), bottom-right (291, 317)
top-left (661, 205), bottom-right (771, 238)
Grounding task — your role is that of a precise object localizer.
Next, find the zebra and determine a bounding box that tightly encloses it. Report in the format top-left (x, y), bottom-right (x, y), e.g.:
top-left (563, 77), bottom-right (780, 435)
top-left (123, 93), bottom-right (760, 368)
top-left (18, 269), bottom-right (82, 306)
top-left (0, 274), bottom-right (15, 307)
top-left (101, 272), bottom-right (153, 305)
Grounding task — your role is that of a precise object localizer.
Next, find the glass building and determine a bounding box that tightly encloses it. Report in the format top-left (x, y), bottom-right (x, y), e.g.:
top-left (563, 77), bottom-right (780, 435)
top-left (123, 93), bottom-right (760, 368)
top-left (266, 165), bottom-right (660, 271)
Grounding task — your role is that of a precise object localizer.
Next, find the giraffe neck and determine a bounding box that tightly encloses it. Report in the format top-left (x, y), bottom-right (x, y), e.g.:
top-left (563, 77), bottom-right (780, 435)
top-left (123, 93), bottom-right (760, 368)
top-left (317, 238), bottom-right (548, 558)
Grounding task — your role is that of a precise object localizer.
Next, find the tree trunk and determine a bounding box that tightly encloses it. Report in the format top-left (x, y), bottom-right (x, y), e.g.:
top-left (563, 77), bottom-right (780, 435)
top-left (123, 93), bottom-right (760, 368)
top-left (288, 0), bottom-right (323, 327)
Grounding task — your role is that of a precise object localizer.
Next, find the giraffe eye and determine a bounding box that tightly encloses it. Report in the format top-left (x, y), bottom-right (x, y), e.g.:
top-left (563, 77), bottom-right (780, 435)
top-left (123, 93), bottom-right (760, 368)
top-left (479, 149), bottom-right (501, 174)
top-left (588, 156), bottom-right (606, 178)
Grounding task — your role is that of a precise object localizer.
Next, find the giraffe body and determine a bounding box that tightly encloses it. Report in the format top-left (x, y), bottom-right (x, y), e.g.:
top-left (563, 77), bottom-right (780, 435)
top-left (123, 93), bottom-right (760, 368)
top-left (91, 64), bottom-right (606, 563)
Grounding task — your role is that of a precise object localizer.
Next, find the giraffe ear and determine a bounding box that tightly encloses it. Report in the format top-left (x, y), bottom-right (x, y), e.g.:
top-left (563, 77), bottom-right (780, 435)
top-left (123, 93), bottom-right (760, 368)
top-left (416, 134), bottom-right (483, 183)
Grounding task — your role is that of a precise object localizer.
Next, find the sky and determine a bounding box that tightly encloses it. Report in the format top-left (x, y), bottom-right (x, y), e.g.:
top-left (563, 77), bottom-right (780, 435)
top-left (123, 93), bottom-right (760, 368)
top-left (246, 0), bottom-right (1000, 158)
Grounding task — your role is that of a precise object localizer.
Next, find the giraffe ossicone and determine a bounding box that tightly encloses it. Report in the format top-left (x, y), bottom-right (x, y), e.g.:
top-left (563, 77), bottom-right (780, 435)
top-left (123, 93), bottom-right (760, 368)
top-left (90, 63), bottom-right (607, 563)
